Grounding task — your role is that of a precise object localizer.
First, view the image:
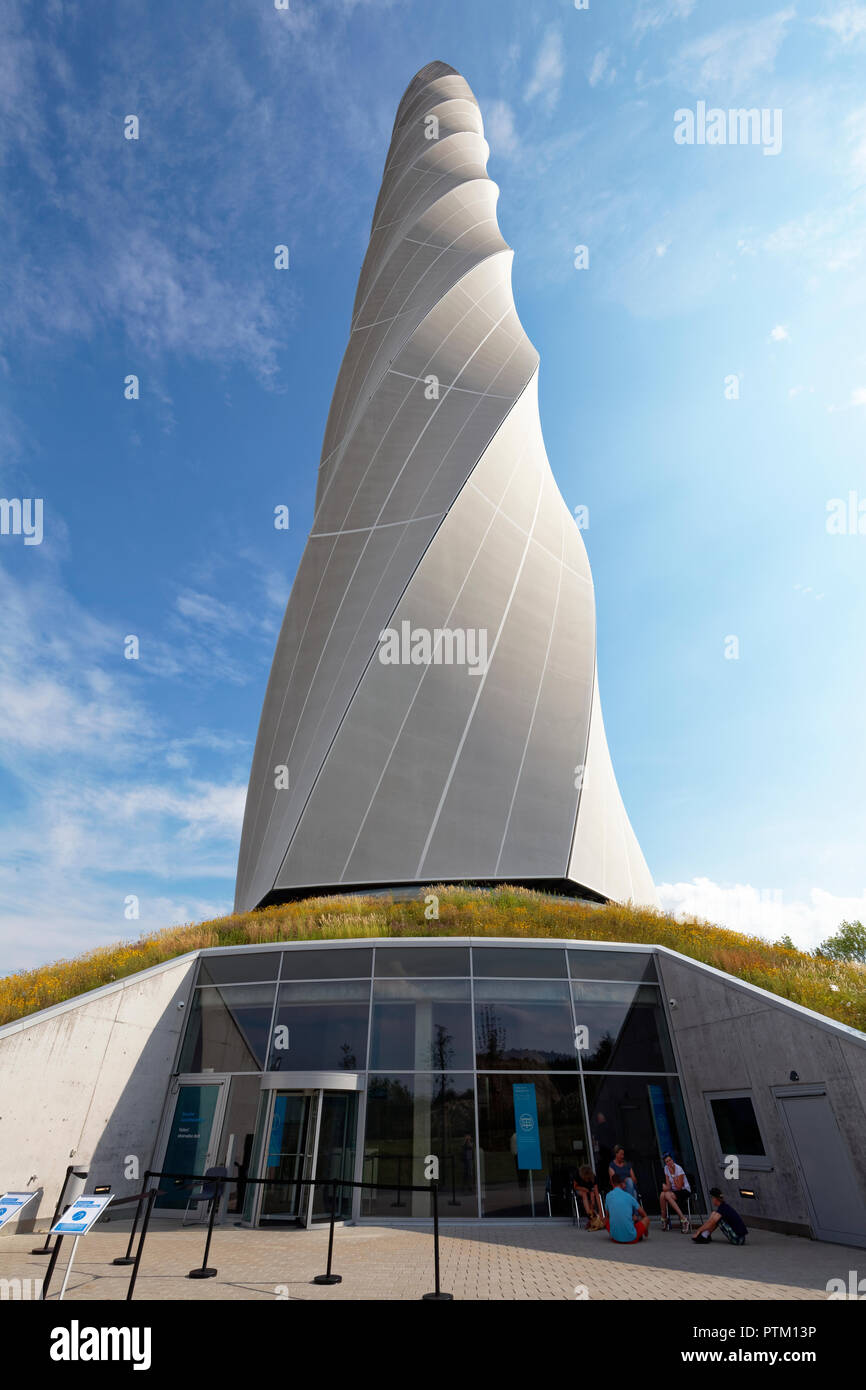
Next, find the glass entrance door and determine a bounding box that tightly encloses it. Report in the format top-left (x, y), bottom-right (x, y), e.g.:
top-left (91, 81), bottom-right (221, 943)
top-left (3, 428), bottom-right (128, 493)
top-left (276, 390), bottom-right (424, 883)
top-left (260, 1091), bottom-right (318, 1224)
top-left (255, 1088), bottom-right (359, 1226)
top-left (155, 1077), bottom-right (228, 1212)
top-left (311, 1092), bottom-right (358, 1222)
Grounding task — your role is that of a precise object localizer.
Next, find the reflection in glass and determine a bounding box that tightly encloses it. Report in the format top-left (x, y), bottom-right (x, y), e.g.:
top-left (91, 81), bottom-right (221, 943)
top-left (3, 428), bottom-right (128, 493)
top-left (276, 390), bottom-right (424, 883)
top-left (710, 1096), bottom-right (766, 1157)
top-left (215, 1075), bottom-right (262, 1214)
top-left (179, 984), bottom-right (276, 1072)
top-left (567, 948), bottom-right (657, 982)
top-left (477, 1074), bottom-right (588, 1217)
top-left (572, 982), bottom-right (674, 1071)
top-left (472, 946), bottom-right (567, 978)
top-left (370, 979), bottom-right (473, 1070)
top-left (363, 1074), bottom-right (476, 1216)
top-left (260, 1092), bottom-right (316, 1222)
top-left (474, 979), bottom-right (576, 1070)
top-left (197, 952), bottom-right (281, 986)
top-left (312, 1092), bottom-right (358, 1221)
top-left (156, 1083), bottom-right (221, 1210)
top-left (374, 946), bottom-right (470, 977)
top-left (584, 1073), bottom-right (702, 1214)
top-left (279, 947), bottom-right (373, 980)
top-left (268, 980), bottom-right (370, 1071)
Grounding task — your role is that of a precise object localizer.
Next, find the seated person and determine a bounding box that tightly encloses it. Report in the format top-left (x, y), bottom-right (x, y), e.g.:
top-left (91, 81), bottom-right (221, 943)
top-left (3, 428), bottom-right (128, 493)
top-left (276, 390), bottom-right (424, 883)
top-left (605, 1174), bottom-right (650, 1243)
top-left (573, 1164), bottom-right (604, 1226)
top-left (608, 1146), bottom-right (638, 1199)
top-left (659, 1152), bottom-right (691, 1231)
top-left (692, 1187), bottom-right (748, 1245)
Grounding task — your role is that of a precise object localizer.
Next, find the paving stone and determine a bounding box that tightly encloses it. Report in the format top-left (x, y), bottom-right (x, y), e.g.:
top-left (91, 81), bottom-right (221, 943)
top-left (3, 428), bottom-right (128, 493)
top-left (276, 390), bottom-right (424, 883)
top-left (0, 1219), bottom-right (852, 1301)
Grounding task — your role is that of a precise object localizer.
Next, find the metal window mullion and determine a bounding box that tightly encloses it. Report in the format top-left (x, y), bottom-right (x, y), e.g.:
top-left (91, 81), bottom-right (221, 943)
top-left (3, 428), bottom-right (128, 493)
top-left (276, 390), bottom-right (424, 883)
top-left (470, 944), bottom-right (483, 1219)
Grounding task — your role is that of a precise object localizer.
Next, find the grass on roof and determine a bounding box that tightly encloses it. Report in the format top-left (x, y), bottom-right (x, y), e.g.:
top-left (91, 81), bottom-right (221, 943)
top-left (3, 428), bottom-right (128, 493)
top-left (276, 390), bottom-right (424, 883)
top-left (1, 885), bottom-right (864, 1030)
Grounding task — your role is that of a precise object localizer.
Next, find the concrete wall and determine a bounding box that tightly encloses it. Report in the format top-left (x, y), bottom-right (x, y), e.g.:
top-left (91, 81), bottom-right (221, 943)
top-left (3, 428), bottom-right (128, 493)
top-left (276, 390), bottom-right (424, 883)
top-left (0, 955), bottom-right (196, 1230)
top-left (657, 951), bottom-right (866, 1238)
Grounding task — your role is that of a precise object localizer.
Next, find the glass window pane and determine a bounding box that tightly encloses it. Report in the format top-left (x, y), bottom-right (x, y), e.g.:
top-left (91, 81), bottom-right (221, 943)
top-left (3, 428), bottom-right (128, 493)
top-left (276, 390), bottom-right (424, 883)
top-left (567, 949), bottom-right (657, 982)
top-left (155, 1083), bottom-right (221, 1209)
top-left (312, 1093), bottom-right (358, 1222)
top-left (477, 1074), bottom-right (589, 1217)
top-left (179, 985), bottom-right (275, 1072)
top-left (362, 1074), bottom-right (476, 1217)
top-left (572, 982), bottom-right (675, 1071)
top-left (584, 1074), bottom-right (702, 1215)
top-left (269, 980), bottom-right (369, 1070)
top-left (474, 979), bottom-right (575, 1070)
top-left (277, 981), bottom-right (370, 1004)
top-left (198, 952), bottom-right (281, 985)
top-left (374, 946), bottom-right (470, 977)
top-left (213, 1075), bottom-right (262, 1214)
top-left (371, 980), bottom-right (473, 1070)
top-left (710, 1096), bottom-right (766, 1157)
top-left (280, 947), bottom-right (373, 979)
top-left (472, 946), bottom-right (567, 978)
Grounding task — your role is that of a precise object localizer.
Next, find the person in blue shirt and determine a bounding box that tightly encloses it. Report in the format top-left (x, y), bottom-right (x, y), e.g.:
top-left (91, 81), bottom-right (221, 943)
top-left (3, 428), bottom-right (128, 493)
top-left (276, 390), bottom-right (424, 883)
top-left (692, 1187), bottom-right (748, 1245)
top-left (604, 1174), bottom-right (650, 1243)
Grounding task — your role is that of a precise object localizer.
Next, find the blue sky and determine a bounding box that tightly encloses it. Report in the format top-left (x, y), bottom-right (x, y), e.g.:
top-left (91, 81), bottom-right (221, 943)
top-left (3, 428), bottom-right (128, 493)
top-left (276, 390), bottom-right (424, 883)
top-left (1, 0), bottom-right (865, 971)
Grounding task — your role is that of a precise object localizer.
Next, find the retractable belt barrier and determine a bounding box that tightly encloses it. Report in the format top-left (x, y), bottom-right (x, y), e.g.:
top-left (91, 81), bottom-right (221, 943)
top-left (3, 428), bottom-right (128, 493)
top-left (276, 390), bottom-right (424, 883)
top-left (42, 1170), bottom-right (453, 1302)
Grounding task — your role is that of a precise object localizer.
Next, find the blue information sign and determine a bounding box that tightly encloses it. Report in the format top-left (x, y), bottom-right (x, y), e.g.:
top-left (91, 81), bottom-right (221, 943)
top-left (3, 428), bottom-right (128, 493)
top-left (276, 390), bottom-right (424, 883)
top-left (512, 1082), bottom-right (542, 1170)
top-left (51, 1194), bottom-right (113, 1236)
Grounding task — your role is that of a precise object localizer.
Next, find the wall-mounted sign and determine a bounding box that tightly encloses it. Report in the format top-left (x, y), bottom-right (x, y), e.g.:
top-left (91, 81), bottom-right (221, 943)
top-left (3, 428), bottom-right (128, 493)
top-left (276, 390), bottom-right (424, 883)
top-left (0, 1192), bottom-right (38, 1229)
top-left (512, 1082), bottom-right (542, 1170)
top-left (51, 1194), bottom-right (114, 1236)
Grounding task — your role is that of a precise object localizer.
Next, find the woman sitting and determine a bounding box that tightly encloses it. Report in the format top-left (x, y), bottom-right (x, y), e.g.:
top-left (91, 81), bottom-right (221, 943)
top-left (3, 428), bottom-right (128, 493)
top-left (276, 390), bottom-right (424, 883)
top-left (573, 1164), bottom-right (605, 1228)
top-left (608, 1146), bottom-right (638, 1199)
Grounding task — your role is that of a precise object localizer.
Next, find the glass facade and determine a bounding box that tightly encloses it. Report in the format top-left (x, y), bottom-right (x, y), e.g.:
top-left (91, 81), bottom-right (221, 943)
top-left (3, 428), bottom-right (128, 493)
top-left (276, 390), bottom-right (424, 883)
top-left (169, 940), bottom-right (702, 1220)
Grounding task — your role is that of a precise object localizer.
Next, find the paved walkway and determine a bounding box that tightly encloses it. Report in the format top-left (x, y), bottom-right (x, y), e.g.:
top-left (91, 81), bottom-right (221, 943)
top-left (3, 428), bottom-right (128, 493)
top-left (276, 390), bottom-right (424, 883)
top-left (0, 1220), bottom-right (856, 1300)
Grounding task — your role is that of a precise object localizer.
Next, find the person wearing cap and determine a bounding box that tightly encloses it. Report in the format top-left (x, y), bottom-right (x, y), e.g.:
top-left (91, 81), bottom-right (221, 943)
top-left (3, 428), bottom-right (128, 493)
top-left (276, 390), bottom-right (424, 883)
top-left (692, 1187), bottom-right (748, 1245)
top-left (659, 1152), bottom-right (690, 1231)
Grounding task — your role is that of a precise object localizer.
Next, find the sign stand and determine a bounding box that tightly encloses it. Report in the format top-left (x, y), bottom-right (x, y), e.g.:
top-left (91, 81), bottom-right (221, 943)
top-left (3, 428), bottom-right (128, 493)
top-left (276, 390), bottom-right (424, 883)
top-left (41, 1191), bottom-right (114, 1299)
top-left (57, 1235), bottom-right (80, 1302)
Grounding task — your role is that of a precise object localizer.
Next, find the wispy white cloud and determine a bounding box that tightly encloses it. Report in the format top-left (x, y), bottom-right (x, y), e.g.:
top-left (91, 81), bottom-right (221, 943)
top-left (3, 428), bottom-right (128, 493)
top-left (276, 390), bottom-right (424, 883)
top-left (588, 48), bottom-right (614, 89)
top-left (0, 550), bottom-right (257, 969)
top-left (524, 28), bottom-right (564, 113)
top-left (0, 1), bottom-right (312, 382)
top-left (484, 99), bottom-right (519, 159)
top-left (769, 324), bottom-right (790, 341)
top-left (669, 8), bottom-right (795, 92)
top-left (815, 3), bottom-right (866, 44)
top-left (633, 0), bottom-right (695, 41)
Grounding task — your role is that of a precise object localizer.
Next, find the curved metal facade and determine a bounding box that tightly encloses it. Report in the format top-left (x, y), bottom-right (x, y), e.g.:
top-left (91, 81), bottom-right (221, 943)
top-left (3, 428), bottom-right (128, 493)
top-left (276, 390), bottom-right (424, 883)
top-left (235, 61), bottom-right (657, 913)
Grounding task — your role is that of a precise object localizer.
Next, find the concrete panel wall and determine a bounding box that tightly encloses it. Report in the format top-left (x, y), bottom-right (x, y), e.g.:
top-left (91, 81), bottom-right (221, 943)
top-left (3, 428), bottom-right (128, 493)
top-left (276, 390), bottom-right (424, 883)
top-left (0, 956), bottom-right (196, 1230)
top-left (657, 952), bottom-right (866, 1237)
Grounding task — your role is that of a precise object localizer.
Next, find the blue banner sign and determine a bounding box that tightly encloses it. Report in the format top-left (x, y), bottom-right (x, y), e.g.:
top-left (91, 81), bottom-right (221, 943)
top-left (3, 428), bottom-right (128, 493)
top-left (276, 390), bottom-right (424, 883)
top-left (512, 1082), bottom-right (542, 1170)
top-left (648, 1083), bottom-right (675, 1159)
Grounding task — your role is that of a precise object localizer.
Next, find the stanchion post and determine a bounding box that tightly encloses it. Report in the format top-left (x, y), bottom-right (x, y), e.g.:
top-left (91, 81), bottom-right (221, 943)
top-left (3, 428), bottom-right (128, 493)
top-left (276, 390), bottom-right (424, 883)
top-left (188, 1176), bottom-right (221, 1279)
top-left (113, 1170), bottom-right (151, 1267)
top-left (312, 1180), bottom-right (342, 1285)
top-left (448, 1153), bottom-right (460, 1207)
top-left (422, 1180), bottom-right (453, 1300)
top-left (126, 1187), bottom-right (157, 1301)
top-left (390, 1154), bottom-right (405, 1208)
top-left (40, 1233), bottom-right (65, 1299)
top-left (31, 1164), bottom-right (73, 1255)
